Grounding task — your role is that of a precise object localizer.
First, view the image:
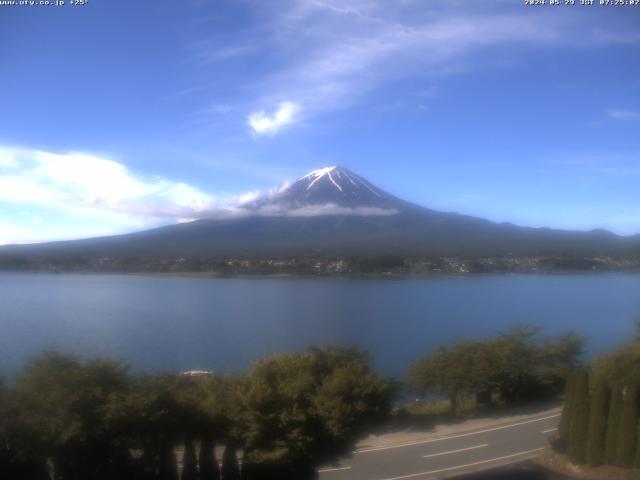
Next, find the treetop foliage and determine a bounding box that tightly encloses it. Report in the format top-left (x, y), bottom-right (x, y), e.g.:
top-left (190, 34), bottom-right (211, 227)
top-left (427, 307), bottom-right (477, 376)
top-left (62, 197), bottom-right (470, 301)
top-left (406, 325), bottom-right (584, 411)
top-left (0, 346), bottom-right (393, 480)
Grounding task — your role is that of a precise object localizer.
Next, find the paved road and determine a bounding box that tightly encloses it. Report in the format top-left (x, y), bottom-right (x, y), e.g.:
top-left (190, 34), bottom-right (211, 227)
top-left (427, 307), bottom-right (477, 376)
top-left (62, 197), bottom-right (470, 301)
top-left (318, 412), bottom-right (561, 480)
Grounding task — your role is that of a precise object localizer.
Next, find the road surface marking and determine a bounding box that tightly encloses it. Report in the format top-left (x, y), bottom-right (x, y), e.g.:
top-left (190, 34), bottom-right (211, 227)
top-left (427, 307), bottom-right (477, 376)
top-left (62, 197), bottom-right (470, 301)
top-left (423, 443), bottom-right (488, 459)
top-left (318, 466), bottom-right (352, 473)
top-left (355, 413), bottom-right (560, 454)
top-left (542, 427), bottom-right (558, 433)
top-left (380, 448), bottom-right (544, 480)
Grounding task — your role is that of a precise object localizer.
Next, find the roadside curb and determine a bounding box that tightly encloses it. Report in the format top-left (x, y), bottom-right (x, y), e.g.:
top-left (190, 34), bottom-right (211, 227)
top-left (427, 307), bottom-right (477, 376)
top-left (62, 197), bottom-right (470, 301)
top-left (355, 407), bottom-right (562, 454)
top-left (535, 448), bottom-right (640, 480)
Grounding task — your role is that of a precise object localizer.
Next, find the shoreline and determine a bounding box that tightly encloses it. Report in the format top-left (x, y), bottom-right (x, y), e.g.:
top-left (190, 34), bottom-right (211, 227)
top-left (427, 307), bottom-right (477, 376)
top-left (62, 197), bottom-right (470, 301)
top-left (1, 269), bottom-right (640, 280)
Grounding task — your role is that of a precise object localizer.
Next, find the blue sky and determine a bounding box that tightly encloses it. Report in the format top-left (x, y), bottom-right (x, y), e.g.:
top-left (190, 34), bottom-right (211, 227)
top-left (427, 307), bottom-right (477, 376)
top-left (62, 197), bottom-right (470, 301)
top-left (0, 0), bottom-right (639, 244)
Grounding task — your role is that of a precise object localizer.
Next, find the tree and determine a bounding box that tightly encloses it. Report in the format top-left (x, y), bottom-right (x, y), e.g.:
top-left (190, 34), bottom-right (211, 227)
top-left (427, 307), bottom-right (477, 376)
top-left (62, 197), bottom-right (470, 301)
top-left (593, 334), bottom-right (640, 385)
top-left (586, 374), bottom-right (609, 466)
top-left (241, 346), bottom-right (393, 479)
top-left (0, 378), bottom-right (49, 479)
top-left (107, 373), bottom-right (185, 480)
top-left (567, 368), bottom-right (589, 465)
top-left (13, 352), bottom-right (132, 480)
top-left (407, 341), bottom-right (496, 413)
top-left (491, 325), bottom-right (544, 403)
top-left (615, 383), bottom-right (639, 467)
top-left (407, 326), bottom-right (582, 413)
top-left (538, 332), bottom-right (585, 391)
top-left (604, 382), bottom-right (624, 465)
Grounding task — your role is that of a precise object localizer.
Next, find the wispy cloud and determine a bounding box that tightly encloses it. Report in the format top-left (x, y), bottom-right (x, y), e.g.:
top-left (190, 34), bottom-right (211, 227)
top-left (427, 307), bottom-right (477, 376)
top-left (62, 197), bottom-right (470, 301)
top-left (192, 0), bottom-right (600, 135)
top-left (248, 101), bottom-right (301, 136)
top-left (189, 0), bottom-right (639, 136)
top-left (607, 109), bottom-right (640, 120)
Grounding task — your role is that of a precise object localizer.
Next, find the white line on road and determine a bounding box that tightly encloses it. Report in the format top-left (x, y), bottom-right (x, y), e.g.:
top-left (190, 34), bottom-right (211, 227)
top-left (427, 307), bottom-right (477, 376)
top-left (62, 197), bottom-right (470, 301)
top-left (355, 413), bottom-right (560, 454)
top-left (542, 427), bottom-right (558, 433)
top-left (423, 443), bottom-right (488, 459)
top-left (318, 466), bottom-right (352, 473)
top-left (379, 448), bottom-right (544, 480)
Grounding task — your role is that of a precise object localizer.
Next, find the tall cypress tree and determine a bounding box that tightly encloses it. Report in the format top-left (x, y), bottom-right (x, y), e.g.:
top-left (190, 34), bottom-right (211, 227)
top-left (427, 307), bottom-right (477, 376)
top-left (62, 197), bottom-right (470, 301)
top-left (182, 438), bottom-right (198, 480)
top-left (559, 371), bottom-right (577, 443)
top-left (567, 368), bottom-right (590, 465)
top-left (199, 436), bottom-right (220, 480)
top-left (616, 383), bottom-right (639, 468)
top-left (586, 375), bottom-right (609, 466)
top-left (605, 383), bottom-right (624, 465)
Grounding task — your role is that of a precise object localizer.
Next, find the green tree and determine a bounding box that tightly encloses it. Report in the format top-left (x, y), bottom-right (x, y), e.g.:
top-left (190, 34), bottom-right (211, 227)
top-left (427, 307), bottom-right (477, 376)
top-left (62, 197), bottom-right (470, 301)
top-left (615, 383), bottom-right (639, 467)
top-left (604, 382), bottom-right (624, 465)
top-left (586, 374), bottom-right (609, 466)
top-left (13, 352), bottom-right (132, 480)
top-left (242, 346), bottom-right (393, 479)
top-left (107, 373), bottom-right (184, 479)
top-left (407, 341), bottom-right (496, 413)
top-left (593, 334), bottom-right (640, 385)
top-left (538, 332), bottom-right (585, 391)
top-left (491, 325), bottom-right (543, 403)
top-left (567, 368), bottom-right (589, 465)
top-left (0, 377), bottom-right (51, 479)
top-left (407, 326), bottom-right (582, 413)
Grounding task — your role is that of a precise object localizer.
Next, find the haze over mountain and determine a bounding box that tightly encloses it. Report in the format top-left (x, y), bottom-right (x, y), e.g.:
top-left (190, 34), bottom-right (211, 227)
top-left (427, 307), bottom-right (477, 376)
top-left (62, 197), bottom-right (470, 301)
top-left (0, 166), bottom-right (639, 262)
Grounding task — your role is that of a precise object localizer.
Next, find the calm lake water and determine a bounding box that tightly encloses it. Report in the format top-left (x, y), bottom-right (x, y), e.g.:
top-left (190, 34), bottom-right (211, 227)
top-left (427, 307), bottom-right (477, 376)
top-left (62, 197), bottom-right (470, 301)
top-left (1, 273), bottom-right (639, 379)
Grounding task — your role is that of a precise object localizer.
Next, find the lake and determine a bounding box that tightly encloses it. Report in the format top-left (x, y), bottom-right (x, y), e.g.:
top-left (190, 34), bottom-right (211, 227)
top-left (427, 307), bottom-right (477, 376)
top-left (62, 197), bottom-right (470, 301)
top-left (1, 273), bottom-right (639, 379)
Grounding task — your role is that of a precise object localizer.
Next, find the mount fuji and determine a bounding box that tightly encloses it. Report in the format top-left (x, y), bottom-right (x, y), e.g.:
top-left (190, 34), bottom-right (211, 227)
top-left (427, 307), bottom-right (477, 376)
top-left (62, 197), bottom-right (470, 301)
top-left (1, 166), bottom-right (639, 264)
top-left (261, 166), bottom-right (402, 210)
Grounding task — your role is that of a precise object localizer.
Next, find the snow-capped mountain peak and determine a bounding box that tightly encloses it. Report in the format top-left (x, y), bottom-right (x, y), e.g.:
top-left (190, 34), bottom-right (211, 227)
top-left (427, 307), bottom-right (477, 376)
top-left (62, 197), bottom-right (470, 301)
top-left (274, 166), bottom-right (400, 209)
top-left (301, 166), bottom-right (338, 180)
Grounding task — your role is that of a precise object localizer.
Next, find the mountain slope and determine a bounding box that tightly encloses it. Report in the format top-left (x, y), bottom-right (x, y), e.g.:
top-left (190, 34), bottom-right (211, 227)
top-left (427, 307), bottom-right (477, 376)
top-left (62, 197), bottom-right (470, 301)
top-left (1, 166), bottom-right (639, 262)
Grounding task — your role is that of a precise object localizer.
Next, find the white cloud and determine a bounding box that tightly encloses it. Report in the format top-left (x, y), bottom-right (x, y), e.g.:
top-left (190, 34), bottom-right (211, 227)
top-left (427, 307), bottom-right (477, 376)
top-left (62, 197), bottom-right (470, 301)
top-left (607, 109), bottom-right (640, 120)
top-left (247, 101), bottom-right (301, 136)
top-left (0, 148), bottom-right (19, 168)
top-left (0, 147), bottom-right (215, 219)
